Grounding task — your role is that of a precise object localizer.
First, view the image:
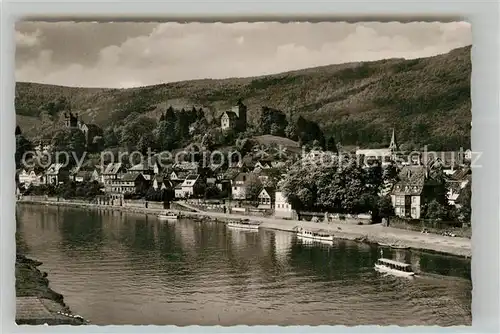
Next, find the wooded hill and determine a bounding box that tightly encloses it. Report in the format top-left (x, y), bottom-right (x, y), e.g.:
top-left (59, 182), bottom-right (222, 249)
top-left (15, 45), bottom-right (471, 150)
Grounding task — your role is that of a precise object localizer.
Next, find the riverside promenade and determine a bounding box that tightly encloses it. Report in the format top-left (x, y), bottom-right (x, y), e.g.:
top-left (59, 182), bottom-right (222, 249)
top-left (176, 202), bottom-right (471, 257)
top-left (17, 198), bottom-right (471, 258)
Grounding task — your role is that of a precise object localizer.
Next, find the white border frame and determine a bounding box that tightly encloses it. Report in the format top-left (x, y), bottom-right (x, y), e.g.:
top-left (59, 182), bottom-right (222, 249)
top-left (1, 0), bottom-right (499, 333)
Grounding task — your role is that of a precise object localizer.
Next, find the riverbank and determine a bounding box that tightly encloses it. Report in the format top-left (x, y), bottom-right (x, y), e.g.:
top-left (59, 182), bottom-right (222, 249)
top-left (16, 243), bottom-right (88, 325)
top-left (17, 199), bottom-right (471, 258)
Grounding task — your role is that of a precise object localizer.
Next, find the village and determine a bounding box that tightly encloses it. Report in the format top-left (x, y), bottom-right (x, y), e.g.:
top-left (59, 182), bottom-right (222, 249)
top-left (15, 100), bottom-right (472, 234)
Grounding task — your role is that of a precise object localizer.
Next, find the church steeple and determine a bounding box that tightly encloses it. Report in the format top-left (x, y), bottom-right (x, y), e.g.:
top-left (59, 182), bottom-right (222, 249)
top-left (389, 128), bottom-right (397, 151)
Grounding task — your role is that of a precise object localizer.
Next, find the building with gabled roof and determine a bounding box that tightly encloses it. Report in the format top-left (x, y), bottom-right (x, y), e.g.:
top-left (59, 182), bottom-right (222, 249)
top-left (107, 172), bottom-right (148, 198)
top-left (390, 166), bottom-right (428, 219)
top-left (175, 174), bottom-right (204, 199)
top-left (257, 187), bottom-right (275, 209)
top-left (44, 163), bottom-right (69, 185)
top-left (102, 162), bottom-right (126, 192)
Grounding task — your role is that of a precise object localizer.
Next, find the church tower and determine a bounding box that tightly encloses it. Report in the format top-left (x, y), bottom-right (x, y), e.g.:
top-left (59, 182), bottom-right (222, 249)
top-left (389, 128), bottom-right (398, 152)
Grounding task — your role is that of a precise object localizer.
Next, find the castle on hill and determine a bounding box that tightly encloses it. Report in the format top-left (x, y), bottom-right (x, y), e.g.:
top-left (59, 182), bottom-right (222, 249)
top-left (64, 112), bottom-right (103, 148)
top-left (220, 99), bottom-right (247, 132)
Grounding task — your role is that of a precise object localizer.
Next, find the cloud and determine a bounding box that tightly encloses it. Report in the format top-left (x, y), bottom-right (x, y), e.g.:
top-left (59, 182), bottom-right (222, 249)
top-left (15, 29), bottom-right (42, 48)
top-left (15, 21), bottom-right (471, 88)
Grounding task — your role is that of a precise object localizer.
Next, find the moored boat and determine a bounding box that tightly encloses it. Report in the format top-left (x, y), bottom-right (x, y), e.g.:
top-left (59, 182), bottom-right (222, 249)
top-left (157, 211), bottom-right (178, 221)
top-left (296, 227), bottom-right (334, 243)
top-left (374, 258), bottom-right (415, 277)
top-left (378, 242), bottom-right (409, 250)
top-left (227, 220), bottom-right (260, 230)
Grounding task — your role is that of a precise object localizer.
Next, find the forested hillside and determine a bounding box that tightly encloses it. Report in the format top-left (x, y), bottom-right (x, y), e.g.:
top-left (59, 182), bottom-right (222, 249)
top-left (15, 45), bottom-right (471, 150)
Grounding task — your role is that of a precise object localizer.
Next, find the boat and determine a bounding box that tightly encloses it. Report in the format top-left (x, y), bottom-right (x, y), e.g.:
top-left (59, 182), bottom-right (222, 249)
top-left (391, 245), bottom-right (410, 250)
top-left (296, 227), bottom-right (334, 243)
top-left (227, 220), bottom-right (260, 230)
top-left (374, 258), bottom-right (415, 277)
top-left (378, 242), bottom-right (409, 250)
top-left (157, 211), bottom-right (178, 221)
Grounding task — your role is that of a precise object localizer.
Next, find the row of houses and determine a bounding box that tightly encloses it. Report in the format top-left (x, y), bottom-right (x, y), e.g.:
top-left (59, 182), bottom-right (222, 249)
top-left (17, 130), bottom-right (471, 221)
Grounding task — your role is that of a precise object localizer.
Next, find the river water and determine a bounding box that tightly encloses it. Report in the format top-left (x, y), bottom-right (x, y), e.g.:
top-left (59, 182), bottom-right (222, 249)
top-left (16, 204), bottom-right (471, 326)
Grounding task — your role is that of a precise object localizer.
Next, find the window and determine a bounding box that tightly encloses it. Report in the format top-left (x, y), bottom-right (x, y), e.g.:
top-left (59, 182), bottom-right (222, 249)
top-left (411, 207), bottom-right (416, 216)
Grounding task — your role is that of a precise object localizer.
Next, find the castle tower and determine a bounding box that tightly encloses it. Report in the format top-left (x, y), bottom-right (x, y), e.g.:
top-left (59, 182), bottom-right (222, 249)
top-left (231, 98), bottom-right (247, 132)
top-left (64, 110), bottom-right (79, 129)
top-left (389, 128), bottom-right (398, 151)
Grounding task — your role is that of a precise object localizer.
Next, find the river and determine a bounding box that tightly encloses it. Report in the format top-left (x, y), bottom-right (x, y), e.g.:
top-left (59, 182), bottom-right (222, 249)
top-left (16, 204), bottom-right (471, 326)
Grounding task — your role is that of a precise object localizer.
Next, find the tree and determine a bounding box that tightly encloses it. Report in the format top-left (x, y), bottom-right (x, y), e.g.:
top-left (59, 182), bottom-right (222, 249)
top-left (51, 129), bottom-right (86, 166)
top-left (295, 116), bottom-right (325, 148)
top-left (281, 162), bottom-right (320, 211)
top-left (103, 127), bottom-right (119, 148)
top-left (235, 138), bottom-right (254, 156)
top-left (15, 134), bottom-right (32, 168)
top-left (262, 168), bottom-right (282, 189)
top-left (365, 162), bottom-right (383, 196)
top-left (377, 195), bottom-right (395, 219)
top-left (383, 161), bottom-right (400, 183)
top-left (425, 199), bottom-right (448, 220)
top-left (426, 167), bottom-right (449, 206)
top-left (282, 157), bottom-right (379, 215)
top-left (316, 161), bottom-right (369, 214)
top-left (137, 133), bottom-right (155, 155)
top-left (245, 174), bottom-right (263, 201)
top-left (204, 185), bottom-right (221, 199)
top-left (285, 123), bottom-right (298, 140)
top-left (326, 136), bottom-right (337, 152)
top-left (91, 136), bottom-right (104, 152)
top-left (120, 116), bottom-right (157, 150)
top-left (457, 180), bottom-right (471, 223)
top-left (258, 106), bottom-right (288, 136)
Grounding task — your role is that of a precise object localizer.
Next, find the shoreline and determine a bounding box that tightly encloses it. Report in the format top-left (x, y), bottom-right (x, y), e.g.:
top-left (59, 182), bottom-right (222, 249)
top-left (17, 199), bottom-right (471, 258)
top-left (15, 252), bottom-right (88, 325)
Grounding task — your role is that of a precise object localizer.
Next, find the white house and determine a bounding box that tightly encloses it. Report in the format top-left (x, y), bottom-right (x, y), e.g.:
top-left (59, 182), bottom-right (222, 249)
top-left (274, 191), bottom-right (293, 219)
top-left (45, 163), bottom-right (68, 185)
top-left (18, 169), bottom-right (42, 188)
top-left (175, 174), bottom-right (202, 198)
top-left (257, 187), bottom-right (275, 209)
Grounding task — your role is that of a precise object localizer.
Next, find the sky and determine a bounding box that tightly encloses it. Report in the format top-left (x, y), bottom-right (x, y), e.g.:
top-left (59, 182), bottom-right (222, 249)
top-left (15, 21), bottom-right (471, 89)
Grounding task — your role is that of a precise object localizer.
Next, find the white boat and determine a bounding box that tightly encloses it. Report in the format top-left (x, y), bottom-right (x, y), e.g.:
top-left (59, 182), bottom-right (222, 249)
top-left (378, 242), bottom-right (410, 250)
top-left (296, 228), bottom-right (334, 243)
top-left (227, 220), bottom-right (260, 230)
top-left (157, 212), bottom-right (178, 221)
top-left (374, 258), bottom-right (415, 277)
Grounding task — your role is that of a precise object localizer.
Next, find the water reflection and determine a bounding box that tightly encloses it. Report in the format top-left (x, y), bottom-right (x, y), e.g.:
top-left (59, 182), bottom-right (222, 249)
top-left (16, 204), bottom-right (471, 326)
